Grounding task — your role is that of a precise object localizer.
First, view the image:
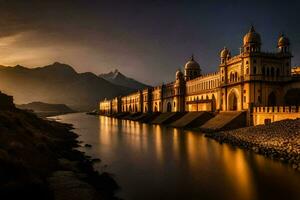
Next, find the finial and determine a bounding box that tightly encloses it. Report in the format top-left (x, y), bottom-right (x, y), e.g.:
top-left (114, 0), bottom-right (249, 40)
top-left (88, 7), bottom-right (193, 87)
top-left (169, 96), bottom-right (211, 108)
top-left (191, 54), bottom-right (194, 61)
top-left (250, 24), bottom-right (255, 32)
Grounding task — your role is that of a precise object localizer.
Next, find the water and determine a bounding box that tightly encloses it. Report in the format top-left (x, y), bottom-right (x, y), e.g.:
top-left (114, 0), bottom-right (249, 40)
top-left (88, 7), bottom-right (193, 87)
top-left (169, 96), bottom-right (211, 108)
top-left (52, 113), bottom-right (300, 200)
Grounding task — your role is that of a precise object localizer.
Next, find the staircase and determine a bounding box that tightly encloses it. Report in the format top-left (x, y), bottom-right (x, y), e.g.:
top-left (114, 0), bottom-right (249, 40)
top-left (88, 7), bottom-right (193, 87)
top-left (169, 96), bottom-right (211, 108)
top-left (200, 111), bottom-right (246, 132)
top-left (151, 112), bottom-right (179, 124)
top-left (171, 112), bottom-right (213, 128)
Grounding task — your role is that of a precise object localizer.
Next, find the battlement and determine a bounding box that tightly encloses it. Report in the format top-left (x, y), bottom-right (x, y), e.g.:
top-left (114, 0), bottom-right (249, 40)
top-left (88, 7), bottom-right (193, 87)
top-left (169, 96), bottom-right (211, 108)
top-left (253, 106), bottom-right (300, 113)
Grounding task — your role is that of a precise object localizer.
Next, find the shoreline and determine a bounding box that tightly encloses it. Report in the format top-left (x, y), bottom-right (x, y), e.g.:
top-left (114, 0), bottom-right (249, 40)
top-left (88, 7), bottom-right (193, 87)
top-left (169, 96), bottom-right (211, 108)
top-left (203, 119), bottom-right (300, 172)
top-left (97, 113), bottom-right (300, 172)
top-left (0, 109), bottom-right (120, 199)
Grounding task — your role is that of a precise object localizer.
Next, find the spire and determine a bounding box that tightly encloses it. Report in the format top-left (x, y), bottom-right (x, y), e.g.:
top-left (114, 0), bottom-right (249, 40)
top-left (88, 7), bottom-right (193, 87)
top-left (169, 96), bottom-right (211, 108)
top-left (191, 54), bottom-right (194, 61)
top-left (250, 25), bottom-right (255, 32)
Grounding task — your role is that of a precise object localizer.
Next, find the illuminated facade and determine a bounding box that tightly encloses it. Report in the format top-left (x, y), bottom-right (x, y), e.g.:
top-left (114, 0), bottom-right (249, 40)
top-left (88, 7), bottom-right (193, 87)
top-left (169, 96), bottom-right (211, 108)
top-left (100, 26), bottom-right (300, 124)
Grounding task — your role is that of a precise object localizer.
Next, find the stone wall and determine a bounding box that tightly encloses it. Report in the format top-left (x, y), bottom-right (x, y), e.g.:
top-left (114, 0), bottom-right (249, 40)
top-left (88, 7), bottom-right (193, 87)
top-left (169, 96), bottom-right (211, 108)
top-left (253, 106), bottom-right (300, 125)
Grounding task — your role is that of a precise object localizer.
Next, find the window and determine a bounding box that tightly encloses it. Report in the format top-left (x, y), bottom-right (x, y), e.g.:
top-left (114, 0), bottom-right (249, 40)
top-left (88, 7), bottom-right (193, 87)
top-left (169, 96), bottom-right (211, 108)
top-left (276, 68), bottom-right (280, 77)
top-left (262, 66), bottom-right (265, 75)
top-left (246, 67), bottom-right (249, 74)
top-left (244, 96), bottom-right (246, 102)
top-left (271, 67), bottom-right (275, 77)
top-left (253, 59), bottom-right (257, 64)
top-left (253, 66), bottom-right (257, 74)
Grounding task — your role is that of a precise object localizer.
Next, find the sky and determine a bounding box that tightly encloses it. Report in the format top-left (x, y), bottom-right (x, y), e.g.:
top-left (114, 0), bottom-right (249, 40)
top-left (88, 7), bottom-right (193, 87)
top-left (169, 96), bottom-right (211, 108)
top-left (0, 0), bottom-right (300, 85)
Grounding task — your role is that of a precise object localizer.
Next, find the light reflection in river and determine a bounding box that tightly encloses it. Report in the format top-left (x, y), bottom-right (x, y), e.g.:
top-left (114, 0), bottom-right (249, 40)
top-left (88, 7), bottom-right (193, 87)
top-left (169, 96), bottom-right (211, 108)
top-left (53, 113), bottom-right (300, 200)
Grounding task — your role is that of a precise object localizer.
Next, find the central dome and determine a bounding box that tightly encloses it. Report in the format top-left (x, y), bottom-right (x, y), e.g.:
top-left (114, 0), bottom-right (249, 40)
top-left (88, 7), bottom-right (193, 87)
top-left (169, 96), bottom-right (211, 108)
top-left (185, 55), bottom-right (200, 69)
top-left (243, 26), bottom-right (261, 45)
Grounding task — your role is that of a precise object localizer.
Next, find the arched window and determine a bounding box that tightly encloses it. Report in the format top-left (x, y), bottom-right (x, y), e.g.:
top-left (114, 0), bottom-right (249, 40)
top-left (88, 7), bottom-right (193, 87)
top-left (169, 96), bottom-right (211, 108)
top-left (276, 68), bottom-right (280, 77)
top-left (246, 67), bottom-right (249, 74)
top-left (235, 72), bottom-right (238, 81)
top-left (271, 67), bottom-right (275, 77)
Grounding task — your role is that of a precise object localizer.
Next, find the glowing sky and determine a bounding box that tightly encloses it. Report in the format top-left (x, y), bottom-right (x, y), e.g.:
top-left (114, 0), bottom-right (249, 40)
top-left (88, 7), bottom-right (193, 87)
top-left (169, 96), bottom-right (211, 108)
top-left (0, 0), bottom-right (300, 84)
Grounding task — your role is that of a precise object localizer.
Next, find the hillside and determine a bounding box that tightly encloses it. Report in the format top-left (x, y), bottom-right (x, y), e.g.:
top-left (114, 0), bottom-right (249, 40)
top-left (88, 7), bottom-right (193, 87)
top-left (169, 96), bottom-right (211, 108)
top-left (0, 93), bottom-right (118, 199)
top-left (0, 63), bottom-right (134, 111)
top-left (17, 101), bottom-right (75, 117)
top-left (99, 69), bottom-right (149, 90)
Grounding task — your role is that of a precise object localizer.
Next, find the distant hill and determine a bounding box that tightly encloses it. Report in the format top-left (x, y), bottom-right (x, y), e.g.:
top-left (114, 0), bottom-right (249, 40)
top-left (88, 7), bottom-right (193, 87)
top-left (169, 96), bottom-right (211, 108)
top-left (17, 101), bottom-right (74, 113)
top-left (99, 69), bottom-right (150, 90)
top-left (0, 62), bottom-right (134, 110)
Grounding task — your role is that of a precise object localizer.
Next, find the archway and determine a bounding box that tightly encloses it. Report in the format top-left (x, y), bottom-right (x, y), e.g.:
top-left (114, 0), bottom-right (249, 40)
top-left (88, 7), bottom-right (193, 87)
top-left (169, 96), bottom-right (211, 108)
top-left (268, 92), bottom-right (276, 106)
top-left (167, 102), bottom-right (172, 112)
top-left (284, 89), bottom-right (300, 106)
top-left (228, 91), bottom-right (238, 111)
top-left (212, 94), bottom-right (216, 111)
top-left (129, 105), bottom-right (132, 112)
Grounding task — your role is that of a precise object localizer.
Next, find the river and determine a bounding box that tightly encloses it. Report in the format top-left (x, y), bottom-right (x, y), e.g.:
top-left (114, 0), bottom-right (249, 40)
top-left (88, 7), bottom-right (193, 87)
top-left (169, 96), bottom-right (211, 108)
top-left (51, 113), bottom-right (300, 200)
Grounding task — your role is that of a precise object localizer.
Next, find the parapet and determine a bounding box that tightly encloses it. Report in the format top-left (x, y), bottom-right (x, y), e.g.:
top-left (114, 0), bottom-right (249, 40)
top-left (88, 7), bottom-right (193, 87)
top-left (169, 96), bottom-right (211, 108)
top-left (253, 106), bottom-right (300, 113)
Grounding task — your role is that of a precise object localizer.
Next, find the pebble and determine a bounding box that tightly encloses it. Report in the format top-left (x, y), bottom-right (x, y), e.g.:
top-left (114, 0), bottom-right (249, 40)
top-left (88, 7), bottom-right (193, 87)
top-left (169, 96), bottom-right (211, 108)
top-left (205, 119), bottom-right (300, 172)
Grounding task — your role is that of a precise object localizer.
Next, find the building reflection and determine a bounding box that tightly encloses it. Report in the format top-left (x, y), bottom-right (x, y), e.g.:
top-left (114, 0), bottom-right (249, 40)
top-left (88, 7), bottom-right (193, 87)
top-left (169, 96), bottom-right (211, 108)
top-left (98, 116), bottom-right (257, 199)
top-left (221, 145), bottom-right (257, 200)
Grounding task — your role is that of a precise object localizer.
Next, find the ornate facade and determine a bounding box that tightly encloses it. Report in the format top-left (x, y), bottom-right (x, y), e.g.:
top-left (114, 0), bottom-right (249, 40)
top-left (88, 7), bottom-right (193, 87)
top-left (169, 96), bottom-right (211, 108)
top-left (100, 26), bottom-right (300, 124)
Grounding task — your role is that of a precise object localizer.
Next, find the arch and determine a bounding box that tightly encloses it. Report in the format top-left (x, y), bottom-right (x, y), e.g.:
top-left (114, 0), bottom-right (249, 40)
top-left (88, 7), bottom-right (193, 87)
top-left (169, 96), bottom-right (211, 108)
top-left (212, 94), bottom-right (216, 111)
top-left (284, 89), bottom-right (300, 106)
top-left (167, 102), bottom-right (172, 112)
top-left (271, 67), bottom-right (275, 77)
top-left (268, 92), bottom-right (276, 106)
top-left (129, 105), bottom-right (132, 112)
top-left (228, 90), bottom-right (238, 111)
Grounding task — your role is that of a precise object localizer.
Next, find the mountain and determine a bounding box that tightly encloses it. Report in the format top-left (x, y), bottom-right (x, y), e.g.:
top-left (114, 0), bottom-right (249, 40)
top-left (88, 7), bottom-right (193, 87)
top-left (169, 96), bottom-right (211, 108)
top-left (0, 62), bottom-right (134, 110)
top-left (17, 101), bottom-right (75, 115)
top-left (99, 69), bottom-right (150, 90)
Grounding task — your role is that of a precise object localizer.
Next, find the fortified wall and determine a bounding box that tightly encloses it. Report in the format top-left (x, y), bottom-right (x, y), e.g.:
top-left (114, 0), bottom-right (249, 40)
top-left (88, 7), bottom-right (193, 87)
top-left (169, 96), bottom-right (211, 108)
top-left (253, 106), bottom-right (300, 125)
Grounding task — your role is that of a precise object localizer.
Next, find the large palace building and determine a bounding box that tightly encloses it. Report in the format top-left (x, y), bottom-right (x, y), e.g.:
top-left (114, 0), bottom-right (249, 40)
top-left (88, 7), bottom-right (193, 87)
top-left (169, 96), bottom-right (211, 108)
top-left (100, 26), bottom-right (300, 126)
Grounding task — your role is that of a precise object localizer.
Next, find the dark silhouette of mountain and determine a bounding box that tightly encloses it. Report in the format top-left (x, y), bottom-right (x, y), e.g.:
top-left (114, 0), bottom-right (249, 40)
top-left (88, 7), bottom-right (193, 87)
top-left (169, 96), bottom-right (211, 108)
top-left (17, 101), bottom-right (74, 113)
top-left (99, 69), bottom-right (150, 90)
top-left (0, 62), bottom-right (133, 110)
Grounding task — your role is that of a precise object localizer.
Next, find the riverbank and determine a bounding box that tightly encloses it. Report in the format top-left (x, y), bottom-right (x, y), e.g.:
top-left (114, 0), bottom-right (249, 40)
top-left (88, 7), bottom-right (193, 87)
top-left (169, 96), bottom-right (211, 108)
top-left (0, 108), bottom-right (119, 199)
top-left (204, 119), bottom-right (300, 171)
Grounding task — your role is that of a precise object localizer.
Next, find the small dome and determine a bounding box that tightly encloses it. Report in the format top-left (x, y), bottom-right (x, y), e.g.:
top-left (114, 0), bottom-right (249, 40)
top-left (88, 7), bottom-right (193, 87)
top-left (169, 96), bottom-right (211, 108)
top-left (243, 26), bottom-right (261, 45)
top-left (278, 34), bottom-right (290, 47)
top-left (185, 55), bottom-right (200, 69)
top-left (176, 69), bottom-right (183, 79)
top-left (220, 47), bottom-right (229, 58)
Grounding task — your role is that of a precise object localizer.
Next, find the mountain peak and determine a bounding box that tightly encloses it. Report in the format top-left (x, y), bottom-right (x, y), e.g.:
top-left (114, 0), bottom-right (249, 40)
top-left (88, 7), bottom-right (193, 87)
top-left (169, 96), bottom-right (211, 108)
top-left (99, 69), bottom-right (149, 90)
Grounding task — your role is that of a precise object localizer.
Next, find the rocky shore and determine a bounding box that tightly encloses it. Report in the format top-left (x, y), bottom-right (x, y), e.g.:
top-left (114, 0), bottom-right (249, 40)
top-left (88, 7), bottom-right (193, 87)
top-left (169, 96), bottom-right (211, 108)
top-left (0, 108), bottom-right (119, 199)
top-left (205, 119), bottom-right (300, 171)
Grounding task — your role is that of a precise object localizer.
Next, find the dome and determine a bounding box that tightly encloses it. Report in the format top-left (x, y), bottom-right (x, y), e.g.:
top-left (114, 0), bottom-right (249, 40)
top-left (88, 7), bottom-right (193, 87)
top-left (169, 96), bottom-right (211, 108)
top-left (185, 55), bottom-right (200, 69)
top-left (243, 26), bottom-right (261, 45)
top-left (278, 34), bottom-right (290, 47)
top-left (176, 69), bottom-right (183, 79)
top-left (220, 47), bottom-right (229, 58)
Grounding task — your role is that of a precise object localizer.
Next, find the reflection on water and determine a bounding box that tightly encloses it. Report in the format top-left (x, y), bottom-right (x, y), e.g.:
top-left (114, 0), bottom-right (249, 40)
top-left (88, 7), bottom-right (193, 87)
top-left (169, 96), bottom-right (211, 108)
top-left (55, 113), bottom-right (300, 200)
